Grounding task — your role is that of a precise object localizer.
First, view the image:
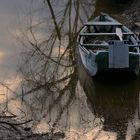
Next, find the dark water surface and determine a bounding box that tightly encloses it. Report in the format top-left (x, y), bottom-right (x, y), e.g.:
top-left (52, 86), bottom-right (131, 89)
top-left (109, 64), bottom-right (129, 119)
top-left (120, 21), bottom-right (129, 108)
top-left (78, 0), bottom-right (140, 139)
top-left (78, 57), bottom-right (140, 139)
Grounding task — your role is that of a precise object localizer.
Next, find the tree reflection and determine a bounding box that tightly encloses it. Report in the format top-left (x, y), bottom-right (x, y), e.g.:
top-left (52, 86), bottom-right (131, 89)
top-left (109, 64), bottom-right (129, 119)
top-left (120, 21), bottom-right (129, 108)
top-left (15, 0), bottom-right (140, 139)
top-left (17, 0), bottom-right (96, 136)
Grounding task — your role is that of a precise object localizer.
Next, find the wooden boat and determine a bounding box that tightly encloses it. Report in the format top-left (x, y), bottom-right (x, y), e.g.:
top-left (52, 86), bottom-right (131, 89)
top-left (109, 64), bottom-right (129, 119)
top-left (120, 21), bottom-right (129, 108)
top-left (78, 13), bottom-right (140, 76)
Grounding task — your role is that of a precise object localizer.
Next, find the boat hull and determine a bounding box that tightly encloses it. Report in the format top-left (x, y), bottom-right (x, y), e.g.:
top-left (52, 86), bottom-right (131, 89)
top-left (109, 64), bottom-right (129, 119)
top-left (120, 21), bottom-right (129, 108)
top-left (79, 46), bottom-right (140, 76)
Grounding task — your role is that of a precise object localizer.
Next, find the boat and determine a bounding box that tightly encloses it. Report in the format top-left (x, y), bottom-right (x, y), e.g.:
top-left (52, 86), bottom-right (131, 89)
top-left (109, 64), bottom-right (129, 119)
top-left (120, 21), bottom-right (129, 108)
top-left (78, 13), bottom-right (140, 76)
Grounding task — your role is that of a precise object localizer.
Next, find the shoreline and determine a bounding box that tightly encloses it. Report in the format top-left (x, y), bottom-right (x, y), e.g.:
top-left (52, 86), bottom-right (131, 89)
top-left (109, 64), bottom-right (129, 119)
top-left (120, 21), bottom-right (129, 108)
top-left (122, 0), bottom-right (140, 29)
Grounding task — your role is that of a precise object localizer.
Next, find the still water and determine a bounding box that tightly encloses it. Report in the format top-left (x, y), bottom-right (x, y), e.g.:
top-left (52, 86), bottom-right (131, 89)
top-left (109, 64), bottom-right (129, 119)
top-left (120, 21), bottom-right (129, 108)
top-left (0, 0), bottom-right (139, 140)
top-left (78, 56), bottom-right (140, 139)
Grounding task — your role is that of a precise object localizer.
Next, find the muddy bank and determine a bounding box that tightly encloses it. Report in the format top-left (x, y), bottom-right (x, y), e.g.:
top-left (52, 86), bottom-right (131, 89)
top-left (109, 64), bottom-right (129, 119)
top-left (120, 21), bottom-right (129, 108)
top-left (123, 0), bottom-right (140, 28)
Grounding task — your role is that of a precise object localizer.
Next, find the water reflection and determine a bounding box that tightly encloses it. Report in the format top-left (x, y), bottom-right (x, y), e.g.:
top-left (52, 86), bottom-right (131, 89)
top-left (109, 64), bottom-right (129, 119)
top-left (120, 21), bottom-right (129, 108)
top-left (78, 56), bottom-right (140, 139)
top-left (0, 0), bottom-right (138, 139)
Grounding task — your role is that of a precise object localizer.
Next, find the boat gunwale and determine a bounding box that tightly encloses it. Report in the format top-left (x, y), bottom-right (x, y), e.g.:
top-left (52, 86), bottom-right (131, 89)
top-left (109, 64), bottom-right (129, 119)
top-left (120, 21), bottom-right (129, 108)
top-left (77, 13), bottom-right (140, 76)
top-left (78, 16), bottom-right (140, 54)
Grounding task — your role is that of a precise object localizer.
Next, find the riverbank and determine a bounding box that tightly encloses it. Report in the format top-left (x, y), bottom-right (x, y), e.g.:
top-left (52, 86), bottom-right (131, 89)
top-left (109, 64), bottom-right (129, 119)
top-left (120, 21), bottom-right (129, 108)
top-left (123, 0), bottom-right (140, 29)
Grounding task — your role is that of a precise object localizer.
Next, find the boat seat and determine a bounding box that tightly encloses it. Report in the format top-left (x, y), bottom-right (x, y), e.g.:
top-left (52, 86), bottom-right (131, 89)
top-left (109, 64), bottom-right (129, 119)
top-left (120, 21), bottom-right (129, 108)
top-left (85, 22), bottom-right (122, 26)
top-left (80, 43), bottom-right (140, 47)
top-left (80, 32), bottom-right (134, 36)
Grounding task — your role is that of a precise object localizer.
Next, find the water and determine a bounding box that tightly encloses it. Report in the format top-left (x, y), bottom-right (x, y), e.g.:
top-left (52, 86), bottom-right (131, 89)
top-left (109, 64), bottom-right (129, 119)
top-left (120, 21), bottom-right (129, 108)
top-left (78, 56), bottom-right (140, 139)
top-left (0, 0), bottom-right (139, 139)
top-left (78, 0), bottom-right (140, 139)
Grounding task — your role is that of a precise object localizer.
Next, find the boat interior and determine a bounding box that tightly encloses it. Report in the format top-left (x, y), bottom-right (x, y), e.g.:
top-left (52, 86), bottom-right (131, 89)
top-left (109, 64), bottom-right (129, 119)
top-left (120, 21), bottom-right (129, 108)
top-left (80, 14), bottom-right (140, 53)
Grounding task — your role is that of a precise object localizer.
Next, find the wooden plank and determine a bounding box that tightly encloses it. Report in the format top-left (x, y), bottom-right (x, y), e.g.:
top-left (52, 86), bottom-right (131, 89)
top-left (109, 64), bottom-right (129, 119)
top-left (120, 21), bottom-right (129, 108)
top-left (80, 43), bottom-right (140, 47)
top-left (80, 44), bottom-right (109, 47)
top-left (109, 41), bottom-right (129, 68)
top-left (135, 22), bottom-right (140, 27)
top-left (80, 32), bottom-right (133, 36)
top-left (134, 31), bottom-right (140, 38)
top-left (85, 22), bottom-right (122, 26)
